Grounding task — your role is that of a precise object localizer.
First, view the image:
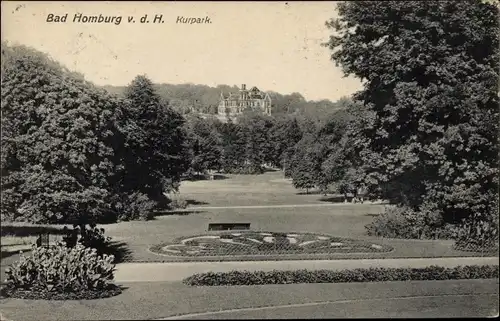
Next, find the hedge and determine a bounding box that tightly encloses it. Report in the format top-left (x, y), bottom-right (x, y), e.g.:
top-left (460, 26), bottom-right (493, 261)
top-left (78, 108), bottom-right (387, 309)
top-left (183, 265), bottom-right (499, 286)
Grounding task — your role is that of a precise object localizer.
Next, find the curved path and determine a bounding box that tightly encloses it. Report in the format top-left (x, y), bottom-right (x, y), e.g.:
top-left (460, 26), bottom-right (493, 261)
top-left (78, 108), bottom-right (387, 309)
top-left (158, 294), bottom-right (498, 319)
top-left (114, 256), bottom-right (499, 282)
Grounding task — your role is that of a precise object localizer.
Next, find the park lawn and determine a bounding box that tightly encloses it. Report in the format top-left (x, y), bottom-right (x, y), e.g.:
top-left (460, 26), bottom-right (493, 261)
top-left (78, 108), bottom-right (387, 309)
top-left (176, 171), bottom-right (338, 207)
top-left (99, 205), bottom-right (476, 262)
top-left (0, 171), bottom-right (488, 264)
top-left (0, 279), bottom-right (498, 320)
top-left (103, 204), bottom-right (385, 244)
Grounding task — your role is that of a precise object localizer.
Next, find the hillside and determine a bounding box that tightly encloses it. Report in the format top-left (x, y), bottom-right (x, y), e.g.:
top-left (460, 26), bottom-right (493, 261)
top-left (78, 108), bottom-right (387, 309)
top-left (101, 83), bottom-right (348, 119)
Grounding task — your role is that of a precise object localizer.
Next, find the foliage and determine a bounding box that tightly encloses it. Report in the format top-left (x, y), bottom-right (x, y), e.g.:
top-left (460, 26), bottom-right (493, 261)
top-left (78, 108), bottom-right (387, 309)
top-left (217, 119), bottom-right (247, 172)
top-left (118, 75), bottom-right (191, 203)
top-left (169, 198), bottom-right (188, 210)
top-left (62, 223), bottom-right (112, 252)
top-left (269, 116), bottom-right (303, 168)
top-left (112, 191), bottom-right (156, 221)
top-left (102, 83), bottom-right (345, 118)
top-left (3, 243), bottom-right (120, 299)
top-left (1, 43), bottom-right (123, 225)
top-left (365, 206), bottom-right (458, 240)
top-left (326, 1), bottom-right (499, 244)
top-left (237, 111), bottom-right (276, 170)
top-left (289, 134), bottom-right (327, 192)
top-left (183, 265), bottom-right (499, 286)
top-left (184, 115), bottom-right (223, 174)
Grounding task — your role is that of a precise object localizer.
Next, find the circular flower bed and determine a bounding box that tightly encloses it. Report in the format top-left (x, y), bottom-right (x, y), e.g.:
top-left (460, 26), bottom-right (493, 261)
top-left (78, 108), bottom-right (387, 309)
top-left (150, 231), bottom-right (393, 257)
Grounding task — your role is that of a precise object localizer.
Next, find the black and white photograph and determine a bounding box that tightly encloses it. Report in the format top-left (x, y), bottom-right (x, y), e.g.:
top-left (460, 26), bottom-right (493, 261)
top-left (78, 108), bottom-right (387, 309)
top-left (0, 0), bottom-right (498, 319)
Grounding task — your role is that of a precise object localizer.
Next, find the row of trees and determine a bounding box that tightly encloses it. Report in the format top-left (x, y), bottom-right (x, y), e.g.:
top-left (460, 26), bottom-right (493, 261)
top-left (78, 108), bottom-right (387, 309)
top-left (102, 83), bottom-right (346, 119)
top-left (183, 111), bottom-right (306, 176)
top-left (0, 42), bottom-right (325, 227)
top-left (284, 0), bottom-right (498, 246)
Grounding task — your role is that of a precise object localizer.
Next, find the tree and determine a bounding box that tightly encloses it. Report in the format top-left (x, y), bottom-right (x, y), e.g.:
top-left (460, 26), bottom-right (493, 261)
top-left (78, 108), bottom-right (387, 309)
top-left (289, 134), bottom-right (326, 193)
top-left (185, 115), bottom-right (223, 175)
top-left (119, 75), bottom-right (191, 206)
top-left (326, 1), bottom-right (499, 243)
top-left (237, 111), bottom-right (275, 172)
top-left (1, 43), bottom-right (123, 226)
top-left (270, 116), bottom-right (303, 169)
top-left (218, 119), bottom-right (247, 172)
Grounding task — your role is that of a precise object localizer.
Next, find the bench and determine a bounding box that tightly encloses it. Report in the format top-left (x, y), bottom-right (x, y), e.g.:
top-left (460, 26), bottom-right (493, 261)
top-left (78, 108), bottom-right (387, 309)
top-left (208, 223), bottom-right (251, 231)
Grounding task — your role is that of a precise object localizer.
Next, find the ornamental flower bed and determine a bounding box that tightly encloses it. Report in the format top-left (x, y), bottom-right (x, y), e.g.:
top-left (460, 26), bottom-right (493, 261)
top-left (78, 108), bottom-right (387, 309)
top-left (150, 231), bottom-right (393, 257)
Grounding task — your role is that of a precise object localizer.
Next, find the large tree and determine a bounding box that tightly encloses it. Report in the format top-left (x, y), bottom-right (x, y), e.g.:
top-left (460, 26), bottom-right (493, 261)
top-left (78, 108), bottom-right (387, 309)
top-left (119, 75), bottom-right (191, 204)
top-left (218, 119), bottom-right (247, 172)
top-left (237, 111), bottom-right (275, 172)
top-left (1, 43), bottom-right (123, 225)
top-left (270, 116), bottom-right (303, 169)
top-left (184, 115), bottom-right (223, 175)
top-left (326, 1), bottom-right (499, 244)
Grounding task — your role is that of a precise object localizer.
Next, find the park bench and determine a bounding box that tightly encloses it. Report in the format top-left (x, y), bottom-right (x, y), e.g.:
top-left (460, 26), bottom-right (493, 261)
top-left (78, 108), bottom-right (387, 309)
top-left (208, 223), bottom-right (251, 231)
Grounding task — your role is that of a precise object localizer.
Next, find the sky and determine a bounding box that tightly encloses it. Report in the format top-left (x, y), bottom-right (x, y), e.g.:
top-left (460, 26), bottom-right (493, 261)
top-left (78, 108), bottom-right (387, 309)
top-left (1, 1), bottom-right (363, 102)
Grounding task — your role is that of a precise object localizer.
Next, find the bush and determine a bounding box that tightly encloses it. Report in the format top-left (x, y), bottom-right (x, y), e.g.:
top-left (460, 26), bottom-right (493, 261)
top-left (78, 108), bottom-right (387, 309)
top-left (183, 265), bottom-right (499, 286)
top-left (62, 224), bottom-right (111, 256)
top-left (169, 198), bottom-right (188, 210)
top-left (115, 192), bottom-right (156, 221)
top-left (226, 165), bottom-right (265, 175)
top-left (453, 216), bottom-right (499, 252)
top-left (365, 206), bottom-right (457, 240)
top-left (3, 243), bottom-right (121, 300)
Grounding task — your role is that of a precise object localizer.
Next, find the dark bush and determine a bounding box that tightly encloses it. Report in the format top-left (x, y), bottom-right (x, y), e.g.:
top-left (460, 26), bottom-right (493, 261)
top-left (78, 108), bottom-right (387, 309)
top-left (226, 165), bottom-right (265, 175)
top-left (62, 224), bottom-right (111, 256)
top-left (114, 192), bottom-right (156, 221)
top-left (365, 206), bottom-right (457, 240)
top-left (183, 265), bottom-right (499, 286)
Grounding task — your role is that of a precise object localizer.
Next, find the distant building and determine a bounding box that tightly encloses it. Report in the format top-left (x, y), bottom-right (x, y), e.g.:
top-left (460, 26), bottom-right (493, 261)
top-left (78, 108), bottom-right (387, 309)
top-left (218, 84), bottom-right (272, 116)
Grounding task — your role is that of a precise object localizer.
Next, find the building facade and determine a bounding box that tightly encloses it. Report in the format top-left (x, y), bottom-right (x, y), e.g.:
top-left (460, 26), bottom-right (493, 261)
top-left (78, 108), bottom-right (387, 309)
top-left (218, 84), bottom-right (272, 116)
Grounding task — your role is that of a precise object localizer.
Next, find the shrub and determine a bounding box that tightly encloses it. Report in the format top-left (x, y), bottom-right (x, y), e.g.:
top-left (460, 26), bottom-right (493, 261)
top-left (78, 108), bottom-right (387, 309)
top-left (183, 265), bottom-right (499, 286)
top-left (115, 192), bottom-right (156, 221)
top-left (227, 165), bottom-right (265, 175)
top-left (365, 206), bottom-right (457, 240)
top-left (453, 215), bottom-right (499, 252)
top-left (3, 243), bottom-right (121, 300)
top-left (62, 224), bottom-right (112, 256)
top-left (169, 198), bottom-right (188, 210)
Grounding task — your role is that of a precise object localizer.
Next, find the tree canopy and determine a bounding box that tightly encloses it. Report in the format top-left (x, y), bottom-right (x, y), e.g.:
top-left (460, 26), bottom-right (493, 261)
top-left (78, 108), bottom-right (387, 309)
top-left (1, 43), bottom-right (123, 224)
top-left (325, 0), bottom-right (499, 243)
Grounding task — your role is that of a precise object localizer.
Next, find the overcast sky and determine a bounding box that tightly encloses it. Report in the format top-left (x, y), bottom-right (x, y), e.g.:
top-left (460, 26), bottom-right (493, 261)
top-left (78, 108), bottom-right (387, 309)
top-left (2, 1), bottom-right (363, 101)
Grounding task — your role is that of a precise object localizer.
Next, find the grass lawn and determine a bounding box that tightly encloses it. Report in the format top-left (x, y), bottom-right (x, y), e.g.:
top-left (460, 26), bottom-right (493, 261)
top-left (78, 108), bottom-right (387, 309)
top-left (175, 171), bottom-right (340, 207)
top-left (0, 279), bottom-right (497, 320)
top-left (1, 171), bottom-right (493, 266)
